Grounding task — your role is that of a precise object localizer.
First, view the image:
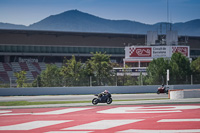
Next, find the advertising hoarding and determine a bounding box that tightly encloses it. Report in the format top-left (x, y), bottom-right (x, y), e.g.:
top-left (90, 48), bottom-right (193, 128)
top-left (125, 46), bottom-right (189, 58)
top-left (172, 46), bottom-right (189, 57)
top-left (129, 47), bottom-right (151, 57)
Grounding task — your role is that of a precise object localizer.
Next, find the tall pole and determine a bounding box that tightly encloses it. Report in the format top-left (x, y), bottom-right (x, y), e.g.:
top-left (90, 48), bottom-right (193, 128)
top-left (167, 0), bottom-right (169, 23)
top-left (167, 69), bottom-right (169, 85)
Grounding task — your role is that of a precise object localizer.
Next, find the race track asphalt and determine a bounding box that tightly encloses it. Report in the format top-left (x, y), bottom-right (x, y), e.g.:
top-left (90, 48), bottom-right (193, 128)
top-left (0, 93), bottom-right (199, 109)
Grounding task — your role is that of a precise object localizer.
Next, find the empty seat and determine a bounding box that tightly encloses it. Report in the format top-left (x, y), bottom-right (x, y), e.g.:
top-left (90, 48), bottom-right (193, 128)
top-left (38, 62), bottom-right (47, 71)
top-left (11, 62), bottom-right (21, 72)
top-left (31, 71), bottom-right (39, 79)
top-left (32, 62), bottom-right (41, 71)
top-left (0, 71), bottom-right (9, 82)
top-left (3, 63), bottom-right (12, 71)
top-left (0, 63), bottom-right (5, 71)
top-left (19, 62), bottom-right (29, 71)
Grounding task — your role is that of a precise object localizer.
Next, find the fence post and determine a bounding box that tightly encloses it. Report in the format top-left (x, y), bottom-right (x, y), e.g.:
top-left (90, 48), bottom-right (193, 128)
top-left (37, 78), bottom-right (39, 87)
top-left (10, 77), bottom-right (12, 88)
top-left (141, 72), bottom-right (143, 86)
top-left (90, 76), bottom-right (92, 87)
top-left (191, 75), bottom-right (193, 85)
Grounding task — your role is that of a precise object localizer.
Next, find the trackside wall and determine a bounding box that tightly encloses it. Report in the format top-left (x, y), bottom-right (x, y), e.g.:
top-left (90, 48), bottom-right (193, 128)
top-left (0, 85), bottom-right (200, 96)
top-left (170, 89), bottom-right (200, 99)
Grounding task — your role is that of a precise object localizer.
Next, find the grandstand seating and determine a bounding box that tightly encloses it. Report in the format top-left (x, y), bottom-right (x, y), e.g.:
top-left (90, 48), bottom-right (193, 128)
top-left (3, 63), bottom-right (12, 71)
top-left (27, 63), bottom-right (36, 71)
top-left (31, 71), bottom-right (39, 79)
top-left (11, 62), bottom-right (21, 72)
top-left (0, 71), bottom-right (9, 82)
top-left (7, 71), bottom-right (17, 81)
top-left (0, 63), bottom-right (5, 71)
top-left (19, 62), bottom-right (29, 71)
top-left (32, 62), bottom-right (41, 71)
top-left (0, 62), bottom-right (63, 84)
top-left (38, 62), bottom-right (47, 71)
top-left (55, 62), bottom-right (62, 68)
top-left (25, 71), bottom-right (34, 81)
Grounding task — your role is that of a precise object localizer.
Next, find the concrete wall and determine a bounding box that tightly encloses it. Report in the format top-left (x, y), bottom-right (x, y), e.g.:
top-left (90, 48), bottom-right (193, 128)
top-left (0, 85), bottom-right (200, 96)
top-left (170, 89), bottom-right (200, 99)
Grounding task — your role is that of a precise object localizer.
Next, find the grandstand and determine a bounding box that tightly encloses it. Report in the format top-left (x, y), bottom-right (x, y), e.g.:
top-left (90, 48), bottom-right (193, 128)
top-left (0, 29), bottom-right (200, 84)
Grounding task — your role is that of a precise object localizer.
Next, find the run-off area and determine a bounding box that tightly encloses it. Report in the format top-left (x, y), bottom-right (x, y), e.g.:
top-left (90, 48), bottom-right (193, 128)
top-left (0, 104), bottom-right (200, 133)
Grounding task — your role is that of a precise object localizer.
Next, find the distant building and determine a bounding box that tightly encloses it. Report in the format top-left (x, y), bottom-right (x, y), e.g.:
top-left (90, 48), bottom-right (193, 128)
top-left (0, 29), bottom-right (200, 83)
top-left (117, 30), bottom-right (192, 76)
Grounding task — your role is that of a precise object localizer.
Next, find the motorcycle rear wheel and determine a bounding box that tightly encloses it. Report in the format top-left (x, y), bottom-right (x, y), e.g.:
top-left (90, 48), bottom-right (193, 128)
top-left (106, 98), bottom-right (112, 104)
top-left (92, 98), bottom-right (98, 105)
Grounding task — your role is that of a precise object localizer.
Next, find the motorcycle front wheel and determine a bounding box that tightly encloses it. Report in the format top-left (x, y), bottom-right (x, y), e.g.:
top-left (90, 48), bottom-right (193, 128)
top-left (92, 98), bottom-right (98, 105)
top-left (106, 98), bottom-right (112, 104)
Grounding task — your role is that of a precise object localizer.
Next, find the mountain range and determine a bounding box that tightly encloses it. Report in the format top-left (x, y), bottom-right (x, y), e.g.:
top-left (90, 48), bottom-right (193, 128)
top-left (0, 10), bottom-right (200, 36)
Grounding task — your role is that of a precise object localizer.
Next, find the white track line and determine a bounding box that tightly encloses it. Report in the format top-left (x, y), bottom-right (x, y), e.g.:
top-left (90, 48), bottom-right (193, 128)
top-left (63, 119), bottom-right (144, 130)
top-left (117, 129), bottom-right (200, 133)
top-left (45, 131), bottom-right (93, 133)
top-left (158, 119), bottom-right (200, 122)
top-left (0, 120), bottom-right (71, 130)
top-left (34, 108), bottom-right (92, 115)
top-left (0, 110), bottom-right (12, 114)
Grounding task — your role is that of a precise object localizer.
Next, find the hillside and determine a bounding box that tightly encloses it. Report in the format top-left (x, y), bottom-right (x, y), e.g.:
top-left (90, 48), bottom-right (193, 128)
top-left (0, 10), bottom-right (200, 36)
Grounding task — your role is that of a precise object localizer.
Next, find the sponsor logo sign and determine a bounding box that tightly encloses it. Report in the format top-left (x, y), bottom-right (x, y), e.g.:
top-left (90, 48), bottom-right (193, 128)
top-left (126, 46), bottom-right (189, 58)
top-left (172, 46), bottom-right (189, 57)
top-left (129, 47), bottom-right (151, 57)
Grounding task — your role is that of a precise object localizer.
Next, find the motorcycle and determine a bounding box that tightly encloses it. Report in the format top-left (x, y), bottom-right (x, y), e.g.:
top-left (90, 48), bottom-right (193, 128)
top-left (157, 86), bottom-right (169, 94)
top-left (92, 93), bottom-right (112, 105)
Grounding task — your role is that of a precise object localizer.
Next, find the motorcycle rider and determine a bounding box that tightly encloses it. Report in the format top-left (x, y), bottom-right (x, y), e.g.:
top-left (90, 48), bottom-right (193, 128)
top-left (160, 84), bottom-right (165, 90)
top-left (98, 90), bottom-right (111, 98)
top-left (92, 90), bottom-right (112, 105)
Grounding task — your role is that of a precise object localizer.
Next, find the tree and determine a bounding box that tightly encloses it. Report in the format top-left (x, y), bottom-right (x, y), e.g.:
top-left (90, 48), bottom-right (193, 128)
top-left (145, 58), bottom-right (169, 85)
top-left (32, 75), bottom-right (42, 87)
top-left (191, 57), bottom-right (200, 74)
top-left (169, 52), bottom-right (191, 84)
top-left (40, 64), bottom-right (62, 87)
top-left (89, 52), bottom-right (113, 86)
top-left (191, 57), bottom-right (200, 84)
top-left (14, 70), bottom-right (27, 87)
top-left (60, 56), bottom-right (84, 86)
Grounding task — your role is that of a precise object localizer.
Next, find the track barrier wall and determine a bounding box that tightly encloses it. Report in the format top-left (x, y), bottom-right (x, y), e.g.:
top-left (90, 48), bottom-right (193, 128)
top-left (0, 85), bottom-right (200, 96)
top-left (170, 89), bottom-right (200, 99)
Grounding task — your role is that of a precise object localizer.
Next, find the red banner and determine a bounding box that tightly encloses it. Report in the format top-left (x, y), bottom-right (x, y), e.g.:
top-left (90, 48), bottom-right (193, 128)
top-left (129, 47), bottom-right (152, 57)
top-left (172, 46), bottom-right (188, 56)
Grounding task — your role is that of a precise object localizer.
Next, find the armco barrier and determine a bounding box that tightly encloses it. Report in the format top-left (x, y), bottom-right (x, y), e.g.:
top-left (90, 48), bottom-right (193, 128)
top-left (0, 85), bottom-right (200, 96)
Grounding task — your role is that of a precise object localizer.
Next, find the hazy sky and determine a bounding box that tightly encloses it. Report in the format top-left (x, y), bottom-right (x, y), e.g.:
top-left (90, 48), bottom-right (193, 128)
top-left (0, 0), bottom-right (200, 26)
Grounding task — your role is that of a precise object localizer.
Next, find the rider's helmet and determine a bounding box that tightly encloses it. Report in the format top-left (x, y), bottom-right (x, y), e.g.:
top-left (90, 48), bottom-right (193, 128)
top-left (104, 90), bottom-right (109, 93)
top-left (162, 84), bottom-right (164, 87)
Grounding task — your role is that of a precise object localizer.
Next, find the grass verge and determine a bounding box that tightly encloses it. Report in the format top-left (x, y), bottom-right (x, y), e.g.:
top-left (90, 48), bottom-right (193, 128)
top-left (0, 101), bottom-right (91, 106)
top-left (0, 98), bottom-right (169, 106)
